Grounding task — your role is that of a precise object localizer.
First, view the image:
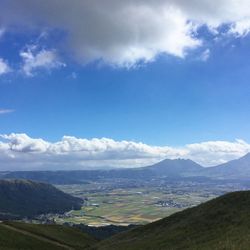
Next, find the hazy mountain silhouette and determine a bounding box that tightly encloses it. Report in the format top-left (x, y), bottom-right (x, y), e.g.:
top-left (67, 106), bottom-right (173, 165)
top-left (2, 153), bottom-right (250, 183)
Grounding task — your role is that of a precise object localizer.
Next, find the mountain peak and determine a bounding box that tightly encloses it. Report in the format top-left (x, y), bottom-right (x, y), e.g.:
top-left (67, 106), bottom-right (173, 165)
top-left (147, 158), bottom-right (203, 177)
top-left (160, 158), bottom-right (192, 162)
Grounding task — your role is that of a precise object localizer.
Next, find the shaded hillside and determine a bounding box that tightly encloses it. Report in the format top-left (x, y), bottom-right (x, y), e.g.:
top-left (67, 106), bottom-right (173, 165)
top-left (93, 191), bottom-right (250, 250)
top-left (0, 179), bottom-right (83, 219)
top-left (0, 221), bottom-right (97, 250)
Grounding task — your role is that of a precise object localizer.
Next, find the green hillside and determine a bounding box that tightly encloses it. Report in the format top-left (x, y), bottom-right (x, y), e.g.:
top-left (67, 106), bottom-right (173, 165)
top-left (93, 191), bottom-right (250, 250)
top-left (0, 179), bottom-right (83, 219)
top-left (0, 222), bottom-right (97, 250)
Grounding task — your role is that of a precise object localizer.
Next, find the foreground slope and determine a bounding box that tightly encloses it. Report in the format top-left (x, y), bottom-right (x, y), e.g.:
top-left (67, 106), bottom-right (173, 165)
top-left (0, 222), bottom-right (97, 250)
top-left (0, 179), bottom-right (83, 219)
top-left (94, 191), bottom-right (250, 250)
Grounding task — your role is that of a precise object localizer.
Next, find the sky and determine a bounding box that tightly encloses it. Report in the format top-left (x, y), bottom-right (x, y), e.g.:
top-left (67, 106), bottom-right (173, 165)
top-left (1, 0), bottom-right (250, 170)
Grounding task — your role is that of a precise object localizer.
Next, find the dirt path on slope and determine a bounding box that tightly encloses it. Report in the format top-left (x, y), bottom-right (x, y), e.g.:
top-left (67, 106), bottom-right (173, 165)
top-left (1, 223), bottom-right (74, 250)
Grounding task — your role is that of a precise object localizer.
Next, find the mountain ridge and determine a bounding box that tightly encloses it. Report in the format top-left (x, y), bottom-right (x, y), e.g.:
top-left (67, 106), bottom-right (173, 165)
top-left (205, 152), bottom-right (250, 179)
top-left (1, 153), bottom-right (250, 183)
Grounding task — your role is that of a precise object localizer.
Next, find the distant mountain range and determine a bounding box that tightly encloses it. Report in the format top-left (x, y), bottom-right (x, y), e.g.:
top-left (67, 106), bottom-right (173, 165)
top-left (0, 179), bottom-right (83, 219)
top-left (1, 153), bottom-right (250, 184)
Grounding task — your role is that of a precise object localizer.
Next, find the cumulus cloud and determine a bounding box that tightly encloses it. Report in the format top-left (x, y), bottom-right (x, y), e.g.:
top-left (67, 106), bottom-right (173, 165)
top-left (1, 0), bottom-right (250, 68)
top-left (0, 58), bottom-right (11, 75)
top-left (20, 45), bottom-right (65, 76)
top-left (0, 133), bottom-right (249, 170)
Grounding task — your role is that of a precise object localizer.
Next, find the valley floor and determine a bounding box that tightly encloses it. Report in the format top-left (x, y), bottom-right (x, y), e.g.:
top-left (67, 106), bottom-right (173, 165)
top-left (55, 178), bottom-right (247, 226)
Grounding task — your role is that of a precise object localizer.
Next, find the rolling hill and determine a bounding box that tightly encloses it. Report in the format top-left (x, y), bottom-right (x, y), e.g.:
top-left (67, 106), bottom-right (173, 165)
top-left (93, 191), bottom-right (250, 250)
top-left (0, 179), bottom-right (83, 219)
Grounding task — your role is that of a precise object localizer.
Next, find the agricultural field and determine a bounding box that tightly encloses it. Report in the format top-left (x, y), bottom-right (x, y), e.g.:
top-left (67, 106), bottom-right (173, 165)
top-left (55, 181), bottom-right (218, 226)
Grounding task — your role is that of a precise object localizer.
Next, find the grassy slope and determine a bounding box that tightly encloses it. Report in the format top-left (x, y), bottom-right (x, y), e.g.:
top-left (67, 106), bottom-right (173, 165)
top-left (1, 222), bottom-right (97, 250)
top-left (93, 191), bottom-right (250, 250)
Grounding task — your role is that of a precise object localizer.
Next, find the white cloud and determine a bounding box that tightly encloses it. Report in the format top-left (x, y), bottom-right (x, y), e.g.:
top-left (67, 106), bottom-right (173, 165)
top-left (0, 58), bottom-right (11, 75)
top-left (0, 109), bottom-right (14, 114)
top-left (200, 49), bottom-right (210, 61)
top-left (229, 19), bottom-right (250, 37)
top-left (0, 133), bottom-right (249, 170)
top-left (2, 1), bottom-right (250, 68)
top-left (20, 46), bottom-right (65, 76)
top-left (186, 139), bottom-right (250, 166)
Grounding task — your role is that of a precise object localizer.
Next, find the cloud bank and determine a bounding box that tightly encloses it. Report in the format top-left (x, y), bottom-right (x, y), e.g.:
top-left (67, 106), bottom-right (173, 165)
top-left (0, 133), bottom-right (249, 170)
top-left (1, 0), bottom-right (250, 68)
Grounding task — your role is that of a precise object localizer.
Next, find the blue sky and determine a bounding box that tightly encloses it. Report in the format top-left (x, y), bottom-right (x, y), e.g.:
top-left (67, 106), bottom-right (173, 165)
top-left (1, 1), bottom-right (250, 170)
top-left (1, 30), bottom-right (250, 145)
